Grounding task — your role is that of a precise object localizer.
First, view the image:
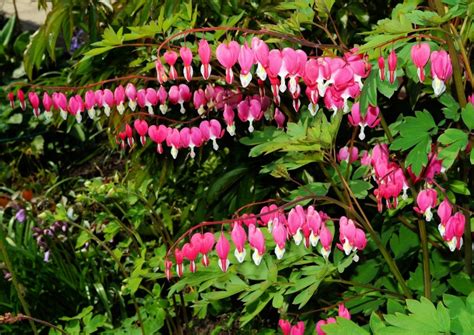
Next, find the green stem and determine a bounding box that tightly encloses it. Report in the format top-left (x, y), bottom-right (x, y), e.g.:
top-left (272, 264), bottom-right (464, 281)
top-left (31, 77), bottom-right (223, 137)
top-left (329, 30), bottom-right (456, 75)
top-left (418, 219), bottom-right (432, 299)
top-left (431, 0), bottom-right (467, 107)
top-left (333, 163), bottom-right (413, 298)
top-left (0, 214), bottom-right (38, 334)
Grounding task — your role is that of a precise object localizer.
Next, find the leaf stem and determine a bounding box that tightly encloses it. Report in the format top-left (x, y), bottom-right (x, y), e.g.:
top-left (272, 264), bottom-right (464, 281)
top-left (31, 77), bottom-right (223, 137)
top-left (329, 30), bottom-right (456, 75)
top-left (418, 219), bottom-right (431, 299)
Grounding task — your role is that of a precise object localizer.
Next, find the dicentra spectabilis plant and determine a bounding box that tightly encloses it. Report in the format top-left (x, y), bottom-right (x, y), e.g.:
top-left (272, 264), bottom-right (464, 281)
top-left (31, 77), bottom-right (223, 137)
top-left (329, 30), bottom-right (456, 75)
top-left (4, 1), bottom-right (473, 331)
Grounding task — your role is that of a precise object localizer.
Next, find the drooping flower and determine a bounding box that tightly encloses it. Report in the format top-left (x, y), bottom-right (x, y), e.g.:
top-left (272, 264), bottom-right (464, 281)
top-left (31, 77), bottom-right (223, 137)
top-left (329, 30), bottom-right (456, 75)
top-left (125, 83), bottom-right (137, 111)
top-left (437, 198), bottom-right (452, 235)
top-left (272, 219), bottom-right (287, 259)
top-left (216, 233), bottom-right (231, 272)
top-left (223, 104), bottom-right (236, 136)
top-left (164, 50), bottom-right (179, 80)
top-left (248, 224), bottom-right (265, 266)
top-left (290, 321), bottom-right (305, 335)
top-left (414, 188), bottom-right (438, 221)
top-left (238, 42), bottom-right (255, 88)
top-left (216, 41), bottom-right (240, 84)
top-left (278, 320), bottom-right (291, 335)
top-left (134, 119), bottom-right (148, 146)
top-left (180, 46), bottom-right (194, 82)
top-left (378, 55), bottom-right (385, 81)
top-left (410, 43), bottom-right (430, 82)
top-left (430, 50), bottom-right (452, 96)
top-left (251, 37), bottom-right (269, 81)
top-left (444, 212), bottom-right (465, 251)
top-left (182, 242), bottom-right (199, 273)
top-left (388, 50), bottom-right (397, 84)
top-left (337, 146), bottom-right (359, 163)
top-left (42, 92), bottom-right (53, 119)
top-left (198, 39), bottom-right (212, 79)
top-left (319, 224), bottom-right (333, 259)
top-left (114, 85), bottom-right (126, 115)
top-left (338, 304), bottom-right (351, 320)
top-left (274, 107), bottom-right (286, 128)
top-left (28, 92), bottom-right (40, 117)
top-left (288, 207), bottom-right (304, 246)
top-left (166, 128), bottom-right (181, 159)
top-left (175, 248), bottom-right (184, 277)
top-left (165, 259), bottom-right (173, 280)
top-left (231, 222), bottom-right (247, 263)
top-left (148, 125), bottom-right (168, 154)
top-left (102, 89), bottom-right (115, 117)
top-left (17, 89), bottom-right (26, 110)
top-left (348, 103), bottom-right (380, 140)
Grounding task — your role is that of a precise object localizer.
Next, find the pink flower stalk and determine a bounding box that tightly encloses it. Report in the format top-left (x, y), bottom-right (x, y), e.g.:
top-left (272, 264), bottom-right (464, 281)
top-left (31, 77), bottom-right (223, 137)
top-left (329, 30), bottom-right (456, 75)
top-left (166, 128), bottom-right (181, 159)
top-left (238, 42), bottom-right (255, 88)
top-left (114, 85), bottom-right (126, 115)
top-left (437, 198), bottom-right (452, 235)
top-left (378, 56), bottom-right (386, 81)
top-left (411, 43), bottom-right (430, 82)
top-left (125, 83), bottom-right (137, 111)
top-left (28, 92), bottom-right (40, 117)
top-left (148, 125), bottom-right (168, 154)
top-left (388, 50), bottom-right (397, 84)
top-left (216, 41), bottom-right (240, 84)
top-left (180, 46), bottom-right (193, 81)
top-left (223, 104), bottom-right (236, 136)
top-left (42, 92), bottom-right (53, 118)
top-left (348, 103), bottom-right (380, 140)
top-left (231, 222), bottom-right (247, 263)
top-left (290, 322), bottom-right (305, 335)
top-left (165, 259), bottom-right (173, 280)
top-left (251, 37), bottom-right (269, 81)
top-left (248, 224), bottom-right (265, 266)
top-left (198, 39), bottom-right (212, 79)
top-left (444, 212), bottom-right (465, 251)
top-left (164, 50), bottom-right (179, 80)
top-left (175, 248), bottom-right (184, 277)
top-left (134, 119), bottom-right (148, 146)
top-left (272, 219), bottom-right (287, 259)
top-left (155, 59), bottom-right (168, 84)
top-left (274, 107), bottom-right (286, 128)
top-left (216, 233), bottom-right (231, 272)
top-left (102, 89), bottom-right (114, 116)
top-left (8, 92), bottom-right (15, 109)
top-left (182, 242), bottom-right (199, 273)
top-left (414, 188), bottom-right (438, 221)
top-left (319, 224), bottom-right (333, 259)
top-left (337, 146), bottom-right (359, 163)
top-left (157, 86), bottom-right (168, 114)
top-left (279, 320), bottom-right (291, 335)
top-left (17, 89), bottom-right (26, 110)
top-left (430, 50), bottom-right (452, 96)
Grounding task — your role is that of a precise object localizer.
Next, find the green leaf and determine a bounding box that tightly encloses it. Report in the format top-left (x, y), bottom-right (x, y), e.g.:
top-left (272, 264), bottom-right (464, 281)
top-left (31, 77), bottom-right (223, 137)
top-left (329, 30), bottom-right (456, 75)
top-left (384, 297), bottom-right (451, 333)
top-left (359, 69), bottom-right (377, 116)
top-left (439, 94), bottom-right (460, 121)
top-left (405, 10), bottom-right (443, 26)
top-left (0, 16), bottom-right (16, 47)
top-left (391, 111), bottom-right (436, 175)
top-left (292, 280), bottom-right (321, 309)
top-left (461, 103), bottom-right (474, 130)
top-left (322, 317), bottom-right (370, 334)
top-left (438, 129), bottom-right (468, 169)
top-left (315, 0), bottom-right (336, 19)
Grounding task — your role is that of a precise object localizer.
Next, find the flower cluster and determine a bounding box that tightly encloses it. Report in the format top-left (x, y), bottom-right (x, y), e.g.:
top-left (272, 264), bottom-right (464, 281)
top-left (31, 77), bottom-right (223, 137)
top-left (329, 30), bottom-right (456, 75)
top-left (165, 204), bottom-right (367, 280)
top-left (32, 221), bottom-right (68, 262)
top-left (378, 44), bottom-right (452, 96)
top-left (316, 304), bottom-right (351, 335)
top-left (278, 319), bottom-right (305, 335)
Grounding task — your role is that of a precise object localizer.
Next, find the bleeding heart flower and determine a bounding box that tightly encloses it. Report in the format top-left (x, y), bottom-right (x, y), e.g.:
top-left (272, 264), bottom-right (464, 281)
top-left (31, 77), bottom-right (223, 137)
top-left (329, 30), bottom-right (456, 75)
top-left (148, 124), bottom-right (168, 154)
top-left (134, 119), bottom-right (149, 146)
top-left (388, 50), bottom-right (397, 84)
top-left (231, 222), bottom-right (247, 263)
top-left (180, 46), bottom-right (193, 81)
top-left (410, 43), bottom-right (430, 82)
top-left (414, 188), bottom-right (438, 221)
top-left (28, 92), bottom-right (40, 117)
top-left (198, 39), bottom-right (212, 79)
top-left (164, 50), bottom-right (179, 80)
top-left (216, 233), bottom-right (231, 272)
top-left (216, 41), bottom-right (240, 84)
top-left (430, 50), bottom-right (452, 96)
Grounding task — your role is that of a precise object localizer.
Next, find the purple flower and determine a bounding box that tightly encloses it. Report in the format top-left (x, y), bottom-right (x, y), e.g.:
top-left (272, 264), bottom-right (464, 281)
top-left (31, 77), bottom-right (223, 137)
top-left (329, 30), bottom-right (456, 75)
top-left (15, 209), bottom-right (26, 223)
